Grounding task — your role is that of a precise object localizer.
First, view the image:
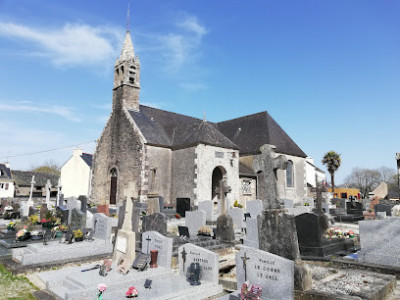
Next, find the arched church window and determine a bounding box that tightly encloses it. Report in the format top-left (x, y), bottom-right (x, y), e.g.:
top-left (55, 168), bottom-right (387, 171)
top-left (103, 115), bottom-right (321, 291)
top-left (286, 160), bottom-right (294, 188)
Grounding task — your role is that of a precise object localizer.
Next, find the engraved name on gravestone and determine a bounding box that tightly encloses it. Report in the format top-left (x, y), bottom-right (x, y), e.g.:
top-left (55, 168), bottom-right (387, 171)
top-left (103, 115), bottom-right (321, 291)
top-left (236, 246), bottom-right (294, 300)
top-left (92, 213), bottom-right (111, 241)
top-left (141, 231), bottom-right (173, 268)
top-left (178, 243), bottom-right (219, 285)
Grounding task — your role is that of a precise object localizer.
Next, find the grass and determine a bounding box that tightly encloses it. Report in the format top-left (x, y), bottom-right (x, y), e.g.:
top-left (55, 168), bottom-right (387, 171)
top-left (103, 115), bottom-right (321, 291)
top-left (0, 264), bottom-right (38, 300)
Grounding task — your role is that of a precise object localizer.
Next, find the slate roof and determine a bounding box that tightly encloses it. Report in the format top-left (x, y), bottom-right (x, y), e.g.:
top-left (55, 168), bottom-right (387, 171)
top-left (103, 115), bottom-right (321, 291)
top-left (0, 164), bottom-right (12, 179)
top-left (217, 111), bottom-right (307, 157)
top-left (129, 105), bottom-right (238, 150)
top-left (128, 105), bottom-right (306, 157)
top-left (239, 163), bottom-right (256, 177)
top-left (12, 171), bottom-right (59, 187)
top-left (81, 153), bottom-right (93, 167)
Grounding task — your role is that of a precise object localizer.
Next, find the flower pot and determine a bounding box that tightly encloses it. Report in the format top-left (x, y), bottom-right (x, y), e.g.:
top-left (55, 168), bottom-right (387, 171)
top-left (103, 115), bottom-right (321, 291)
top-left (150, 250), bottom-right (158, 268)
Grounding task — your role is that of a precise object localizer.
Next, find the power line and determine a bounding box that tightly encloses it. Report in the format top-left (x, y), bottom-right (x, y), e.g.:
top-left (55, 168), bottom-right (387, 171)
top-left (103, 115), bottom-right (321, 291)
top-left (1, 140), bottom-right (97, 159)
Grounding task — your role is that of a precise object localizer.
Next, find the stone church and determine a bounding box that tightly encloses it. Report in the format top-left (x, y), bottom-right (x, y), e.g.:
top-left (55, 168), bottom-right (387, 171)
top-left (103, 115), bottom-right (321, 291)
top-left (90, 30), bottom-right (308, 208)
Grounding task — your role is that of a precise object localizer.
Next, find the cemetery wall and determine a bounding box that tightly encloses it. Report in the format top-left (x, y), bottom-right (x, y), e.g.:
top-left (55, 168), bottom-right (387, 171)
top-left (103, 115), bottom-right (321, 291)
top-left (146, 145), bottom-right (172, 205)
top-left (195, 144), bottom-right (240, 206)
top-left (90, 101), bottom-right (146, 204)
top-left (171, 146), bottom-right (196, 205)
top-left (60, 150), bottom-right (91, 198)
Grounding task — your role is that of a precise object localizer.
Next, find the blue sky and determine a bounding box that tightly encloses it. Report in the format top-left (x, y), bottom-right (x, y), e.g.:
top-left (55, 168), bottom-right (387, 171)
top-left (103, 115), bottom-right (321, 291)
top-left (0, 0), bottom-right (399, 184)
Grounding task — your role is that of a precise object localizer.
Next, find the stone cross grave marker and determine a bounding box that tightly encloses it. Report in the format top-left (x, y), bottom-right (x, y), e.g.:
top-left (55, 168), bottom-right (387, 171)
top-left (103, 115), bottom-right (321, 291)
top-left (236, 245), bottom-right (294, 300)
top-left (198, 200), bottom-right (213, 222)
top-left (185, 210), bottom-right (206, 238)
top-left (27, 175), bottom-right (35, 207)
top-left (141, 231), bottom-right (173, 268)
top-left (216, 179), bottom-right (235, 242)
top-left (142, 213), bottom-right (167, 236)
top-left (253, 144), bottom-right (288, 209)
top-left (178, 243), bottom-right (219, 285)
top-left (215, 179), bottom-right (231, 215)
top-left (45, 179), bottom-right (52, 210)
top-left (56, 178), bottom-right (62, 208)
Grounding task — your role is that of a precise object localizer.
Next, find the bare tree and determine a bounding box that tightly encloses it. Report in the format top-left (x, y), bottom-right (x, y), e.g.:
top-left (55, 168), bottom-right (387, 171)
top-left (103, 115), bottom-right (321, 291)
top-left (344, 168), bottom-right (380, 198)
top-left (377, 166), bottom-right (396, 183)
top-left (30, 159), bottom-right (61, 176)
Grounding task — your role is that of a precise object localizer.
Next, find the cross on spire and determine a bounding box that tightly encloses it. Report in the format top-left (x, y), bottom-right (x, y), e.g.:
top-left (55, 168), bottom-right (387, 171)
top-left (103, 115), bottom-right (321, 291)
top-left (126, 3), bottom-right (130, 32)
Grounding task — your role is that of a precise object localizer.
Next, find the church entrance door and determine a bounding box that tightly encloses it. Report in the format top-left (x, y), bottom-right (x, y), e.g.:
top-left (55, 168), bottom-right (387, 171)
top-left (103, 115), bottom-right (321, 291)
top-left (110, 169), bottom-right (117, 205)
top-left (212, 166), bottom-right (226, 213)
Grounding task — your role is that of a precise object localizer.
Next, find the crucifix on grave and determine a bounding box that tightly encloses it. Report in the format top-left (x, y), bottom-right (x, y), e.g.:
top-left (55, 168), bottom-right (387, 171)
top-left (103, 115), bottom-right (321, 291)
top-left (181, 247), bottom-right (187, 272)
top-left (27, 175), bottom-right (35, 207)
top-left (145, 235), bottom-right (152, 254)
top-left (253, 144), bottom-right (288, 210)
top-left (241, 252), bottom-right (250, 281)
top-left (215, 179), bottom-right (235, 242)
top-left (56, 178), bottom-right (62, 207)
top-left (45, 179), bottom-right (52, 210)
top-left (113, 182), bottom-right (138, 274)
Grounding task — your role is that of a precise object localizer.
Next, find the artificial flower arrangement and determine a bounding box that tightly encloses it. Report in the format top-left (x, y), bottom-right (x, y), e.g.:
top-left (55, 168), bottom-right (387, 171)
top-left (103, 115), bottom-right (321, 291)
top-left (325, 228), bottom-right (355, 240)
top-left (97, 283), bottom-right (107, 300)
top-left (174, 213), bottom-right (181, 219)
top-left (28, 215), bottom-right (39, 224)
top-left (51, 224), bottom-right (68, 233)
top-left (198, 225), bottom-right (212, 236)
top-left (73, 229), bottom-right (84, 241)
top-left (6, 221), bottom-right (19, 231)
top-left (15, 226), bottom-right (30, 241)
top-left (233, 200), bottom-right (243, 208)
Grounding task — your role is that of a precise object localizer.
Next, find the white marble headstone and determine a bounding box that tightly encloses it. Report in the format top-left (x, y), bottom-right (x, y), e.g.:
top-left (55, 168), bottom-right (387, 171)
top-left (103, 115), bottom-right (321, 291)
top-left (92, 213), bottom-right (112, 242)
top-left (86, 210), bottom-right (93, 228)
top-left (198, 200), bottom-right (213, 222)
top-left (141, 231), bottom-right (173, 268)
top-left (246, 200), bottom-right (263, 218)
top-left (178, 243), bottom-right (219, 285)
top-left (236, 245), bottom-right (294, 300)
top-left (185, 210), bottom-right (206, 238)
top-left (228, 207), bottom-right (244, 230)
top-left (243, 217), bottom-right (259, 248)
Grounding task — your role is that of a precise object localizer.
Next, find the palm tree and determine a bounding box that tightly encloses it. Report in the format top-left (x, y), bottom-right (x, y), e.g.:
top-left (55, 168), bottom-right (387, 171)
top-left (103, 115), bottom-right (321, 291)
top-left (322, 151), bottom-right (341, 196)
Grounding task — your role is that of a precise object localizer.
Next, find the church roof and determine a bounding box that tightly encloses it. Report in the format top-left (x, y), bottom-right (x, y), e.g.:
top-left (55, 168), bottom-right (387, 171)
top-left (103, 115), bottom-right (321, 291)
top-left (129, 105), bottom-right (239, 150)
top-left (217, 111), bottom-right (307, 157)
top-left (128, 106), bottom-right (306, 157)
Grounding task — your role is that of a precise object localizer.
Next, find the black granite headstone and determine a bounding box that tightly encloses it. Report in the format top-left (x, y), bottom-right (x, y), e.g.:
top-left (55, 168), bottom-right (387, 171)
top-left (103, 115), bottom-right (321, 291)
top-left (78, 195), bottom-right (87, 214)
top-left (176, 198), bottom-right (190, 217)
top-left (132, 253), bottom-right (150, 271)
top-left (56, 206), bottom-right (69, 224)
top-left (375, 204), bottom-right (393, 217)
top-left (346, 201), bottom-right (363, 215)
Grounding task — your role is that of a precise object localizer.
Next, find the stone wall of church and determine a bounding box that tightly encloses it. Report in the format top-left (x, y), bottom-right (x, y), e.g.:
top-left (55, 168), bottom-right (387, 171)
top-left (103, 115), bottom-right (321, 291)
top-left (195, 144), bottom-right (240, 208)
top-left (146, 145), bottom-right (172, 205)
top-left (241, 153), bottom-right (307, 204)
top-left (171, 147), bottom-right (196, 206)
top-left (90, 104), bottom-right (146, 204)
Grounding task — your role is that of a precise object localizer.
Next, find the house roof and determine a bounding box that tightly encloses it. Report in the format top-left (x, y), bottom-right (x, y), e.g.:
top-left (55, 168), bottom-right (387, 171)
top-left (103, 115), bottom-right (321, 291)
top-left (306, 160), bottom-right (324, 173)
top-left (81, 153), bottom-right (93, 167)
top-left (239, 163), bottom-right (256, 177)
top-left (128, 105), bottom-right (306, 157)
top-left (12, 171), bottom-right (59, 187)
top-left (129, 105), bottom-right (238, 150)
top-left (217, 111), bottom-right (307, 157)
top-left (0, 164), bottom-right (12, 179)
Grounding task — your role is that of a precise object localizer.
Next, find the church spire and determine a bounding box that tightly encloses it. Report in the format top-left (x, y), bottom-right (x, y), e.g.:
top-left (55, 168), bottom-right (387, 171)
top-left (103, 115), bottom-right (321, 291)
top-left (119, 31), bottom-right (135, 62)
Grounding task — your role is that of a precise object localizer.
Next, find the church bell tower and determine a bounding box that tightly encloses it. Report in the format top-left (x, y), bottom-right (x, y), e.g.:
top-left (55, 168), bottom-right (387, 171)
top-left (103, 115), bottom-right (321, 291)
top-left (113, 29), bottom-right (141, 111)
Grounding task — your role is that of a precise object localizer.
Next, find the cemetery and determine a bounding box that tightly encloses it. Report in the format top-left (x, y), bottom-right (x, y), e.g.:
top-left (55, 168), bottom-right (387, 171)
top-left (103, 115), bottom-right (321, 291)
top-left (2, 4), bottom-right (400, 300)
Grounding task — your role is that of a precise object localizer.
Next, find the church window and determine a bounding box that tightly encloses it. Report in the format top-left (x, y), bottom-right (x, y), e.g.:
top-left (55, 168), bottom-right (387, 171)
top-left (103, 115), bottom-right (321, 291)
top-left (286, 160), bottom-right (294, 188)
top-left (241, 180), bottom-right (252, 195)
top-left (129, 77), bottom-right (135, 84)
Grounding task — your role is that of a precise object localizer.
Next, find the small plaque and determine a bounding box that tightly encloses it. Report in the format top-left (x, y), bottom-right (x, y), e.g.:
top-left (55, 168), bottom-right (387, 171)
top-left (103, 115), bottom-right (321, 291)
top-left (115, 236), bottom-right (127, 253)
top-left (178, 226), bottom-right (190, 238)
top-left (132, 253), bottom-right (150, 271)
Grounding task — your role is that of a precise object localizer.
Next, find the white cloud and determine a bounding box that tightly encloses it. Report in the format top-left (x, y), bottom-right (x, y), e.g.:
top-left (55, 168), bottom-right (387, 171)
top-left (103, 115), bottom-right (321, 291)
top-left (0, 22), bottom-right (122, 67)
top-left (179, 82), bottom-right (208, 92)
top-left (0, 101), bottom-right (81, 122)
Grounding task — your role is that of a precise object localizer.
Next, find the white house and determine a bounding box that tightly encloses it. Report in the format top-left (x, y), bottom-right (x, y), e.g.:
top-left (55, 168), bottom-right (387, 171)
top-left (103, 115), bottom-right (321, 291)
top-left (306, 157), bottom-right (326, 188)
top-left (60, 149), bottom-right (93, 198)
top-left (0, 163), bottom-right (14, 198)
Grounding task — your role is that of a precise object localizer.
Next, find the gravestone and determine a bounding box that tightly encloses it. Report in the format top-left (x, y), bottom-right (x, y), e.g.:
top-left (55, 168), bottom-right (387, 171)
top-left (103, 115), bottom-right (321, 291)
top-left (228, 207), bottom-right (244, 230)
top-left (283, 199), bottom-right (294, 209)
top-left (70, 208), bottom-right (86, 230)
top-left (346, 201), bottom-right (363, 215)
top-left (359, 218), bottom-right (400, 267)
top-left (117, 199), bottom-right (143, 232)
top-left (375, 204), bottom-right (392, 217)
top-left (56, 206), bottom-right (69, 224)
top-left (97, 204), bottom-right (109, 216)
top-left (78, 195), bottom-right (87, 214)
top-left (45, 179), bottom-right (52, 210)
top-left (92, 213), bottom-right (112, 242)
top-left (286, 207), bottom-right (311, 216)
top-left (246, 200), bottom-right (263, 218)
top-left (86, 210), bottom-right (93, 228)
top-left (235, 245), bottom-right (294, 300)
top-left (377, 211), bottom-right (387, 219)
top-left (178, 243), bottom-right (219, 285)
top-left (66, 198), bottom-right (81, 225)
top-left (142, 213), bottom-right (167, 236)
top-left (243, 217), bottom-right (259, 248)
top-left (20, 201), bottom-right (29, 218)
top-left (40, 205), bottom-right (48, 220)
top-left (147, 197), bottom-right (160, 215)
top-left (185, 210), bottom-right (206, 238)
top-left (321, 203), bottom-right (330, 214)
top-left (176, 198), bottom-right (190, 217)
top-left (198, 200), bottom-right (213, 222)
top-left (141, 231), bottom-right (173, 268)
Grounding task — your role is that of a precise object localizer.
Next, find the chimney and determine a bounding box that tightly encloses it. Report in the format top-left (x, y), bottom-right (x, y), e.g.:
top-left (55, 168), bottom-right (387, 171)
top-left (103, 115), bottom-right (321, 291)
top-left (73, 148), bottom-right (83, 157)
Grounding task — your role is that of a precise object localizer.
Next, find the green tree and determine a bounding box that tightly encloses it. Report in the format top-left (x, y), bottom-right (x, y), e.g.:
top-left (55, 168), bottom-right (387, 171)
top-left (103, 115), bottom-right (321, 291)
top-left (322, 151), bottom-right (341, 196)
